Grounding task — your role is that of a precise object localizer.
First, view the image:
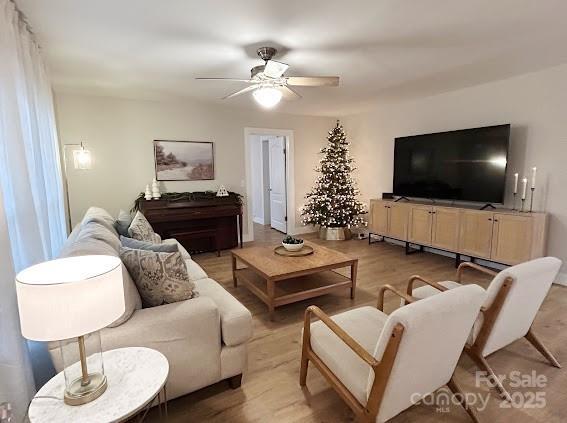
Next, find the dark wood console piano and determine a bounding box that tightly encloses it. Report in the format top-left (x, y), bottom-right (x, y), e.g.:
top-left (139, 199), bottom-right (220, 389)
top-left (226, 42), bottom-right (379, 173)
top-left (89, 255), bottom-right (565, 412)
top-left (137, 194), bottom-right (243, 256)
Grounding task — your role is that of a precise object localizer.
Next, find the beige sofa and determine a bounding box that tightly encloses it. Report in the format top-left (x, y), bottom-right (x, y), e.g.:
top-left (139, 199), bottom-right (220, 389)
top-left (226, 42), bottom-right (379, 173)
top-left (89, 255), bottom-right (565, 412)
top-left (48, 207), bottom-right (253, 400)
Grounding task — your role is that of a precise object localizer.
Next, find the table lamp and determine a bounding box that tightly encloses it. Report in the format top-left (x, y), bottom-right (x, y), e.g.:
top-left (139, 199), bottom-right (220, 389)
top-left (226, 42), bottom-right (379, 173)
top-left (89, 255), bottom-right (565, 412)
top-left (15, 255), bottom-right (124, 406)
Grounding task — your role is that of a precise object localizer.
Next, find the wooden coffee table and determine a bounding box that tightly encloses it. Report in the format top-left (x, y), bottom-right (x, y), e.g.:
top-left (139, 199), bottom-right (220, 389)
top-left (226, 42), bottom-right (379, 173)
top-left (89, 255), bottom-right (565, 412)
top-left (231, 242), bottom-right (358, 320)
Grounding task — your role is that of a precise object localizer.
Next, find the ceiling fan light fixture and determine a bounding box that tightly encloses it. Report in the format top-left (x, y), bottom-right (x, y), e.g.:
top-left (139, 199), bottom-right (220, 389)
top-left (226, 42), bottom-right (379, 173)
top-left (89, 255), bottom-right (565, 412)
top-left (252, 86), bottom-right (282, 108)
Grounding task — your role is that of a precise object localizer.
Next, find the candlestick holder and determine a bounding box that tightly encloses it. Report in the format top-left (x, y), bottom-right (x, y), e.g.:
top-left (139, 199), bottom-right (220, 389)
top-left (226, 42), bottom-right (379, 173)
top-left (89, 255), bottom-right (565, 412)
top-left (512, 192), bottom-right (517, 211)
top-left (520, 198), bottom-right (526, 213)
top-left (529, 187), bottom-right (535, 213)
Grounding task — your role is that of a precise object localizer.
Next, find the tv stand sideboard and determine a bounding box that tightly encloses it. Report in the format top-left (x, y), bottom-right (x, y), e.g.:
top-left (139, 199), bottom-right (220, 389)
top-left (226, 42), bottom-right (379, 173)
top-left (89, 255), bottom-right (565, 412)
top-left (368, 199), bottom-right (548, 267)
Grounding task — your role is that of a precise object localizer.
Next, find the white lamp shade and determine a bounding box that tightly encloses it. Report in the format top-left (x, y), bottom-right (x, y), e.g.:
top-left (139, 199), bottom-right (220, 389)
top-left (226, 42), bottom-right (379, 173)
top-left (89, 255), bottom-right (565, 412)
top-left (253, 86), bottom-right (283, 108)
top-left (15, 255), bottom-right (125, 341)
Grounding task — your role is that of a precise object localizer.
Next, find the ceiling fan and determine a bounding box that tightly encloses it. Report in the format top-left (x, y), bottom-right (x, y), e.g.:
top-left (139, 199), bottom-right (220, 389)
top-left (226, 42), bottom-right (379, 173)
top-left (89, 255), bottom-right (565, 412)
top-left (196, 47), bottom-right (339, 108)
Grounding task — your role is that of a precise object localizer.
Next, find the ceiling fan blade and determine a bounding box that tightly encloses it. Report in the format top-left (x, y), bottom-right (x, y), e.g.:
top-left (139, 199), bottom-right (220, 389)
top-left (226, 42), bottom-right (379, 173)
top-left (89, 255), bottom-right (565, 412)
top-left (286, 76), bottom-right (339, 87)
top-left (278, 85), bottom-right (302, 100)
top-left (263, 60), bottom-right (289, 79)
top-left (196, 77), bottom-right (254, 83)
top-left (222, 85), bottom-right (258, 100)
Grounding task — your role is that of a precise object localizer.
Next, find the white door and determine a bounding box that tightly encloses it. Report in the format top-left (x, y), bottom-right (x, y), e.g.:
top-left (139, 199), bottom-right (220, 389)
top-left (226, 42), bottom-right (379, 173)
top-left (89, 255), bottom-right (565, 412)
top-left (269, 136), bottom-right (287, 233)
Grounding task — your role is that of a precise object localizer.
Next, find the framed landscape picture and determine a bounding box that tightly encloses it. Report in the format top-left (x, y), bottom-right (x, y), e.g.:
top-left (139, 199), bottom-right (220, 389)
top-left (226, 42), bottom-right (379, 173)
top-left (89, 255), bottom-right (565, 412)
top-left (154, 140), bottom-right (214, 181)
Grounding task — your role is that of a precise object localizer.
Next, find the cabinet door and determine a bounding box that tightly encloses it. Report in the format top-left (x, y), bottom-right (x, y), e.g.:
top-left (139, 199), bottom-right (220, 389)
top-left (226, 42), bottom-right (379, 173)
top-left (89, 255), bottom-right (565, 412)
top-left (408, 206), bottom-right (433, 245)
top-left (431, 207), bottom-right (460, 251)
top-left (370, 201), bottom-right (389, 235)
top-left (459, 211), bottom-right (494, 259)
top-left (491, 214), bottom-right (533, 265)
top-left (388, 203), bottom-right (410, 240)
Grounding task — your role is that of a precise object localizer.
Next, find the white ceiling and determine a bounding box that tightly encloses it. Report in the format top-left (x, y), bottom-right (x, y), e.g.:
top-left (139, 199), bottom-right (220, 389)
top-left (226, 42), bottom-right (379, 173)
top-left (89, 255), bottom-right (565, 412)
top-left (17, 0), bottom-right (567, 116)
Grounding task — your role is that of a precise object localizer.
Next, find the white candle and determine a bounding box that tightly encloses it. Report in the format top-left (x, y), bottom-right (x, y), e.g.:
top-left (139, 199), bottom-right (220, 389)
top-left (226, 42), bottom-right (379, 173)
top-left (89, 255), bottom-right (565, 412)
top-left (521, 178), bottom-right (528, 200)
top-left (513, 173), bottom-right (519, 194)
top-left (531, 167), bottom-right (537, 189)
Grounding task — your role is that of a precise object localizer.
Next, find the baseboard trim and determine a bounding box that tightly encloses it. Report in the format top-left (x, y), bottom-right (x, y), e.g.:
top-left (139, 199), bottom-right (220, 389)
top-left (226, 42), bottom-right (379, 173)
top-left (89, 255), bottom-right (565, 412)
top-left (252, 217), bottom-right (264, 225)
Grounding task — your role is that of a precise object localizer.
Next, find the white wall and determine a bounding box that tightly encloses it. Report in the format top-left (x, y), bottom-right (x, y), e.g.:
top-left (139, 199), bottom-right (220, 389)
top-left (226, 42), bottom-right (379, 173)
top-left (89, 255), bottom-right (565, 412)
top-left (55, 93), bottom-right (334, 239)
top-left (344, 63), bottom-right (567, 280)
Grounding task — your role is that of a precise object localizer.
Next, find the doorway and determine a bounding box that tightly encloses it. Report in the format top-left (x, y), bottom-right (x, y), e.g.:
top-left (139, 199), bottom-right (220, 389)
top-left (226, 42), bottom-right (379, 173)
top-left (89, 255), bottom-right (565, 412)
top-left (245, 128), bottom-right (295, 242)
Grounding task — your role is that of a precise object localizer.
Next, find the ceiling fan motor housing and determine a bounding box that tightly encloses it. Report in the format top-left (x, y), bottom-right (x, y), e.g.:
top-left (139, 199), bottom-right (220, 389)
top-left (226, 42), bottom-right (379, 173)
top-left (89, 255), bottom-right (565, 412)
top-left (257, 46), bottom-right (277, 62)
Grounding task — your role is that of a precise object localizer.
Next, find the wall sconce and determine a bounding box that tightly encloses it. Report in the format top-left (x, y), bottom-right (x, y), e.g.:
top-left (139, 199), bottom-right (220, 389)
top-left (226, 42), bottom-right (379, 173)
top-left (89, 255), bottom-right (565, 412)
top-left (63, 142), bottom-right (92, 232)
top-left (72, 144), bottom-right (92, 170)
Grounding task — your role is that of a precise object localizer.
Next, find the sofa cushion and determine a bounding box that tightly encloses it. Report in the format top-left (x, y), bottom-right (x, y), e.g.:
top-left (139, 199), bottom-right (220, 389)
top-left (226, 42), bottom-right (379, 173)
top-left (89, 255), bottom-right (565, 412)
top-left (120, 247), bottom-right (196, 307)
top-left (185, 259), bottom-right (208, 281)
top-left (58, 224), bottom-right (82, 256)
top-left (120, 235), bottom-right (178, 253)
top-left (81, 206), bottom-right (119, 237)
top-left (59, 235), bottom-right (142, 327)
top-left (163, 238), bottom-right (191, 259)
top-left (114, 209), bottom-right (132, 237)
top-left (78, 221), bottom-right (121, 252)
top-left (194, 278), bottom-right (252, 346)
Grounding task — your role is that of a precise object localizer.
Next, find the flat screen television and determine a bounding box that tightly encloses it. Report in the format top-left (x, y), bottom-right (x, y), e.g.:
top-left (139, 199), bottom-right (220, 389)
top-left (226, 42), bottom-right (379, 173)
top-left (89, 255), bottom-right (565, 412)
top-left (393, 124), bottom-right (510, 203)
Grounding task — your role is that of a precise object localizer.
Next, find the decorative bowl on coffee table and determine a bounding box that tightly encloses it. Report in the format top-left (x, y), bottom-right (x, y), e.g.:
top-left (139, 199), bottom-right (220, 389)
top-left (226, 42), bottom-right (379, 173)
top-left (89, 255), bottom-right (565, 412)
top-left (282, 236), bottom-right (304, 251)
top-left (282, 241), bottom-right (304, 251)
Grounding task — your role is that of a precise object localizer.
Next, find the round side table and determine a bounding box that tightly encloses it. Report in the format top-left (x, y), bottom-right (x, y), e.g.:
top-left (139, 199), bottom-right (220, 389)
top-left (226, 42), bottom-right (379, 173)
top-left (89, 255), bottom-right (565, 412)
top-left (29, 347), bottom-right (169, 423)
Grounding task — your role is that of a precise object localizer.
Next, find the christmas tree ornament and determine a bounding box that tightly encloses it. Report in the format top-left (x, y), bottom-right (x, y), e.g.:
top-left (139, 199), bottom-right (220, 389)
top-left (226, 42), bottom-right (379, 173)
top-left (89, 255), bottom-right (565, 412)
top-left (216, 185), bottom-right (229, 197)
top-left (144, 184), bottom-right (152, 200)
top-left (152, 178), bottom-right (161, 199)
top-left (301, 121), bottom-right (366, 240)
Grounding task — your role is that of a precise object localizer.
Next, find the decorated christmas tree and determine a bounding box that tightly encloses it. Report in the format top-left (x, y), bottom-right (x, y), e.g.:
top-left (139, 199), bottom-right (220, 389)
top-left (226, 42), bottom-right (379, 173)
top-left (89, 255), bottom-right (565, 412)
top-left (301, 121), bottom-right (366, 228)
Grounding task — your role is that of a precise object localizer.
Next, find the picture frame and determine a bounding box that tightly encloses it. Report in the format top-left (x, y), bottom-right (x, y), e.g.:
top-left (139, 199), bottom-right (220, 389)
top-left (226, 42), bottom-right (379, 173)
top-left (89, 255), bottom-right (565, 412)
top-left (154, 140), bottom-right (215, 181)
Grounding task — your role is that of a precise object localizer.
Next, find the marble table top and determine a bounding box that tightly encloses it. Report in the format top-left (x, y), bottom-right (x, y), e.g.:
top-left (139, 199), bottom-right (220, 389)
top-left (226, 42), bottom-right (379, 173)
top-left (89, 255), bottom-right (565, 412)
top-left (29, 347), bottom-right (169, 423)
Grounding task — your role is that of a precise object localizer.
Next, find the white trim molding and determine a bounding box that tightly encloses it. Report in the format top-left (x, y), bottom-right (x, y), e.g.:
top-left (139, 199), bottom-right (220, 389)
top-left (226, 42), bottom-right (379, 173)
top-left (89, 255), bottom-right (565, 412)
top-left (244, 127), bottom-right (295, 242)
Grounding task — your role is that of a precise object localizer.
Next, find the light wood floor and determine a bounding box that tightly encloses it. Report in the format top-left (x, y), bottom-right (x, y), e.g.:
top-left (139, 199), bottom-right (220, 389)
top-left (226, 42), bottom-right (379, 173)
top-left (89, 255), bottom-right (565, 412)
top-left (149, 224), bottom-right (567, 423)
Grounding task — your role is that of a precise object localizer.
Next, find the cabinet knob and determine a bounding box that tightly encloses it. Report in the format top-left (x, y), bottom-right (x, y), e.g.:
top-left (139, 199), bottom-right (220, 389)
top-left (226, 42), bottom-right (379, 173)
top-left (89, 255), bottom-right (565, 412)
top-left (494, 219), bottom-right (499, 222)
top-left (488, 218), bottom-right (492, 221)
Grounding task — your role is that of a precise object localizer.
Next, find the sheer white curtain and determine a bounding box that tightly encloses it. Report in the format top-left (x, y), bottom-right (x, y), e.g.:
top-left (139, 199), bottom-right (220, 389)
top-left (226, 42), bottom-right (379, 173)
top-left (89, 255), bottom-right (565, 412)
top-left (0, 0), bottom-right (67, 419)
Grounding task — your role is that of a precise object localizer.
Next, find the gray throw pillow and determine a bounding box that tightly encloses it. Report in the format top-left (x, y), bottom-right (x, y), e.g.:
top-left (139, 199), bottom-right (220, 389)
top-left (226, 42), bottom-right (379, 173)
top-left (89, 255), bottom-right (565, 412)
top-left (128, 211), bottom-right (156, 242)
top-left (114, 210), bottom-right (132, 237)
top-left (119, 247), bottom-right (196, 307)
top-left (120, 235), bottom-right (178, 253)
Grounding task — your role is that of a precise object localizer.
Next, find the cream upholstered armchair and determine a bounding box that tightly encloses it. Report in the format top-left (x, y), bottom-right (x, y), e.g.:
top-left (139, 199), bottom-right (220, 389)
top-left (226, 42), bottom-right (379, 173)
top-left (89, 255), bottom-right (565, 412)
top-left (407, 257), bottom-right (562, 401)
top-left (300, 284), bottom-right (486, 423)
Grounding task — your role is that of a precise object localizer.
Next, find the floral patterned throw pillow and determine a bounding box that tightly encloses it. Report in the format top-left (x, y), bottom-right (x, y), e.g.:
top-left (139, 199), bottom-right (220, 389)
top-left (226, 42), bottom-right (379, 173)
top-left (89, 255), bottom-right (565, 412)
top-left (119, 247), bottom-right (196, 307)
top-left (128, 211), bottom-right (156, 242)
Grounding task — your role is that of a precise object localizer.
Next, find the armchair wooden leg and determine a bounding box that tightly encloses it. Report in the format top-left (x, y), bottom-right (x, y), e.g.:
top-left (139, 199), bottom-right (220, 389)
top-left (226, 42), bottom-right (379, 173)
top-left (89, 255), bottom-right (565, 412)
top-left (525, 328), bottom-right (561, 368)
top-left (300, 352), bottom-right (309, 387)
top-left (300, 309), bottom-right (312, 387)
top-left (465, 348), bottom-right (512, 402)
top-left (447, 378), bottom-right (480, 423)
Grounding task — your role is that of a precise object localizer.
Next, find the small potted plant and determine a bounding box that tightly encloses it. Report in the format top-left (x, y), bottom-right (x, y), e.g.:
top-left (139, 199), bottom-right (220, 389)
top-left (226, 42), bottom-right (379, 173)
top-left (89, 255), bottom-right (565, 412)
top-left (282, 235), bottom-right (304, 252)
